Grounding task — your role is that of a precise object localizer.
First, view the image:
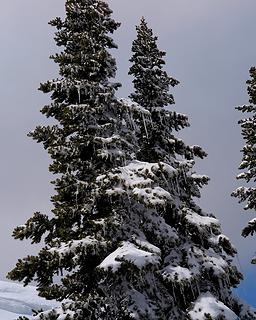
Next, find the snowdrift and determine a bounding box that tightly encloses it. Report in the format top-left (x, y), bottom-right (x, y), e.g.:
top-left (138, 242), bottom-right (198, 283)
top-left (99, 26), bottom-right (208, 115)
top-left (0, 281), bottom-right (56, 319)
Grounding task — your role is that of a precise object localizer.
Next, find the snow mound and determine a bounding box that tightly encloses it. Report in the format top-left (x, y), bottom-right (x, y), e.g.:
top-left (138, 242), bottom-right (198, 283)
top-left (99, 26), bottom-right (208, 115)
top-left (188, 292), bottom-right (239, 320)
top-left (97, 160), bottom-right (177, 207)
top-left (161, 265), bottom-right (192, 283)
top-left (0, 281), bottom-right (57, 319)
top-left (98, 241), bottom-right (161, 272)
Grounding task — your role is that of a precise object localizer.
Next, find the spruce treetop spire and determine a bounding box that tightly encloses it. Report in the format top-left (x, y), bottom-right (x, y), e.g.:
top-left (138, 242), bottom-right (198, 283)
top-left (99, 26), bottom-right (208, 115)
top-left (129, 17), bottom-right (206, 163)
top-left (129, 17), bottom-right (179, 112)
top-left (48, 0), bottom-right (120, 84)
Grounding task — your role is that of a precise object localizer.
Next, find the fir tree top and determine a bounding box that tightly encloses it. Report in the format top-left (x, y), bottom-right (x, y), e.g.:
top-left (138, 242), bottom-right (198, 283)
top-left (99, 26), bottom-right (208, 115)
top-left (129, 17), bottom-right (179, 112)
top-left (129, 17), bottom-right (206, 164)
top-left (50, 0), bottom-right (120, 82)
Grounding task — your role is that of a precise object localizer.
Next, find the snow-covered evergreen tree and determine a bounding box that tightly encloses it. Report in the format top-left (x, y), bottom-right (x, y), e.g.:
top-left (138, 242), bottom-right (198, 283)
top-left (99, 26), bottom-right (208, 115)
top-left (232, 66), bottom-right (256, 259)
top-left (121, 17), bottom-right (256, 319)
top-left (7, 1), bottom-right (149, 319)
top-left (8, 1), bottom-right (256, 318)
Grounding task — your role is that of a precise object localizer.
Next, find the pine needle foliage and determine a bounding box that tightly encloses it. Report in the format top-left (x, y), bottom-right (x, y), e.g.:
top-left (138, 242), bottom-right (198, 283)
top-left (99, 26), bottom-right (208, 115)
top-left (126, 17), bottom-right (256, 319)
top-left (232, 67), bottom-right (256, 260)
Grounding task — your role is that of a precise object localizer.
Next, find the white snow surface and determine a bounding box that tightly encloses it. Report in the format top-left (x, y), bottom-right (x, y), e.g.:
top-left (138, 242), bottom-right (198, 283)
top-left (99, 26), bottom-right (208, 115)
top-left (185, 210), bottom-right (220, 229)
top-left (98, 241), bottom-right (161, 272)
top-left (0, 280), bottom-right (57, 319)
top-left (97, 160), bottom-right (177, 207)
top-left (188, 292), bottom-right (239, 320)
top-left (119, 98), bottom-right (151, 116)
top-left (49, 236), bottom-right (105, 257)
top-left (161, 265), bottom-right (192, 282)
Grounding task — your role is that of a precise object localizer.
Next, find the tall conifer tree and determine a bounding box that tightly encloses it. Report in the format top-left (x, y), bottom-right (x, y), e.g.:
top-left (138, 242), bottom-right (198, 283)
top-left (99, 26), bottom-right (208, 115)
top-left (8, 2), bottom-right (256, 318)
top-left (232, 67), bottom-right (256, 260)
top-left (8, 1), bottom-right (149, 319)
top-left (126, 17), bottom-right (256, 319)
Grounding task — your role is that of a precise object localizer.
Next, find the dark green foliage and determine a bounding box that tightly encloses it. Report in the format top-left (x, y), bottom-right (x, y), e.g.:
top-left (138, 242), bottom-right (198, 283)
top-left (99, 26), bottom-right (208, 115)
top-left (127, 17), bottom-right (256, 319)
top-left (8, 0), bottom-right (142, 318)
top-left (8, 4), bottom-right (256, 319)
top-left (129, 18), bottom-right (207, 164)
top-left (129, 17), bottom-right (179, 112)
top-left (232, 67), bottom-right (256, 244)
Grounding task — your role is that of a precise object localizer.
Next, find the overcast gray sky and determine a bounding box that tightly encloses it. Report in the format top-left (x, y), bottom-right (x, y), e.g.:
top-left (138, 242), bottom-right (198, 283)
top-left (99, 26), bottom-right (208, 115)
top-left (1, 0), bottom-right (256, 304)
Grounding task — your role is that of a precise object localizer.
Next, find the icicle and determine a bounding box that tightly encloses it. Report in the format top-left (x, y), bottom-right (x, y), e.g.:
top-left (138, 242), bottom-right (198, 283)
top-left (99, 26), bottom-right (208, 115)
top-left (123, 155), bottom-right (127, 167)
top-left (222, 277), bottom-right (231, 305)
top-left (235, 253), bottom-right (245, 275)
top-left (149, 113), bottom-right (153, 126)
top-left (171, 283), bottom-right (176, 303)
top-left (181, 166), bottom-right (187, 184)
top-left (160, 172), bottom-right (169, 189)
top-left (226, 273), bottom-right (231, 288)
top-left (76, 84), bottom-right (81, 104)
top-left (142, 114), bottom-right (149, 138)
top-left (180, 283), bottom-right (187, 305)
top-left (127, 193), bottom-right (132, 205)
top-left (170, 178), bottom-right (174, 194)
top-left (175, 176), bottom-right (180, 195)
top-left (158, 109), bottom-right (163, 126)
top-left (102, 220), bottom-right (106, 237)
top-left (218, 278), bottom-right (224, 300)
top-left (126, 107), bottom-right (135, 131)
top-left (195, 279), bottom-right (200, 296)
top-left (188, 279), bottom-right (195, 300)
top-left (75, 183), bottom-right (79, 209)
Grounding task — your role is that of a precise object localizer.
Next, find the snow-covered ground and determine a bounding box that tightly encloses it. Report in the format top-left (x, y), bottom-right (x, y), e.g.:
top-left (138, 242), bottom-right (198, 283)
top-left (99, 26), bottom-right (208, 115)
top-left (0, 281), bottom-right (57, 319)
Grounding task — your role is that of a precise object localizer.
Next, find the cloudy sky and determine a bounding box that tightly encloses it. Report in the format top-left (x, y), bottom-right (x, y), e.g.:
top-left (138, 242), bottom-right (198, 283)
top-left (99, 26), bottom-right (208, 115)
top-left (1, 0), bottom-right (256, 306)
